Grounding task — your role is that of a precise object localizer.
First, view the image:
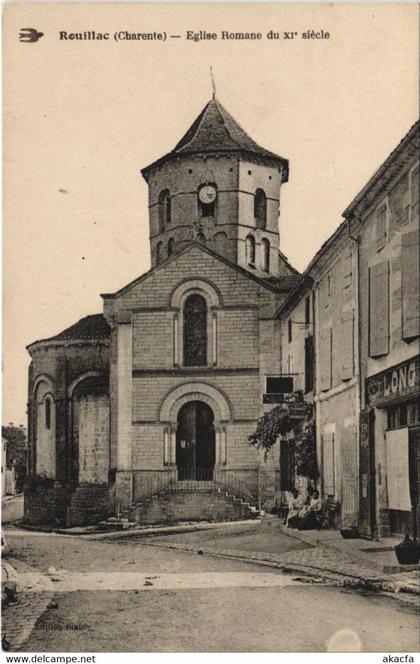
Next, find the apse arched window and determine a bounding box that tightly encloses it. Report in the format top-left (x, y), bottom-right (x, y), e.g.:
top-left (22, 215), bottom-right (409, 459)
top-left (183, 294), bottom-right (207, 366)
top-left (44, 396), bottom-right (52, 430)
top-left (254, 188), bottom-right (267, 229)
top-left (158, 189), bottom-right (171, 230)
top-left (261, 238), bottom-right (270, 272)
top-left (156, 241), bottom-right (163, 265)
top-left (167, 237), bottom-right (175, 257)
top-left (246, 234), bottom-right (256, 267)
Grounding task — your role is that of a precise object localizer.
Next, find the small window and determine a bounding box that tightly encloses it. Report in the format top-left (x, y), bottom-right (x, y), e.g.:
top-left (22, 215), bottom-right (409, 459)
top-left (305, 296), bottom-right (311, 325)
top-left (159, 189), bottom-right (171, 229)
top-left (44, 397), bottom-right (51, 430)
top-left (261, 238), bottom-right (270, 272)
top-left (246, 235), bottom-right (256, 266)
top-left (288, 318), bottom-right (293, 343)
top-left (167, 237), bottom-right (175, 257)
top-left (254, 189), bottom-right (267, 229)
top-left (156, 241), bottom-right (163, 265)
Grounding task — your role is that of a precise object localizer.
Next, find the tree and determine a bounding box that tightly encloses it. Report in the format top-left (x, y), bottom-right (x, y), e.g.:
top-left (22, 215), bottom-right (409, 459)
top-left (2, 424), bottom-right (28, 493)
top-left (248, 405), bottom-right (292, 459)
top-left (248, 400), bottom-right (318, 481)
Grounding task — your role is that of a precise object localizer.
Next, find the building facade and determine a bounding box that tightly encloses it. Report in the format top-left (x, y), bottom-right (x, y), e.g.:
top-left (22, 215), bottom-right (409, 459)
top-left (25, 99), bottom-right (300, 526)
top-left (274, 278), bottom-right (314, 502)
top-left (275, 120), bottom-right (419, 538)
top-left (344, 120), bottom-right (420, 539)
top-left (276, 222), bottom-right (360, 529)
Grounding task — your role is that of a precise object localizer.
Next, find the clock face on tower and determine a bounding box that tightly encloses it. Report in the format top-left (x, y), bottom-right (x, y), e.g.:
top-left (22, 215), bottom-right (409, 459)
top-left (198, 185), bottom-right (217, 204)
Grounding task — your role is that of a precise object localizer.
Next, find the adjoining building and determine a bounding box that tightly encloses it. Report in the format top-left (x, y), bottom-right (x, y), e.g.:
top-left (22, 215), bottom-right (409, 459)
top-left (275, 220), bottom-right (360, 529)
top-left (2, 438), bottom-right (16, 497)
top-left (274, 121), bottom-right (419, 539)
top-left (24, 98), bottom-right (301, 526)
top-left (343, 120), bottom-right (420, 539)
top-left (273, 277), bottom-right (314, 503)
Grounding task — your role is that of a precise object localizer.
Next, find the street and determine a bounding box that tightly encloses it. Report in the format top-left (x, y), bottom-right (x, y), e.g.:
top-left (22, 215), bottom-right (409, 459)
top-left (2, 525), bottom-right (419, 653)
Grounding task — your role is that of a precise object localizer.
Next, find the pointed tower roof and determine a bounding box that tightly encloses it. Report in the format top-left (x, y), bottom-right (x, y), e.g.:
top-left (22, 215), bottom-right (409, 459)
top-left (141, 99), bottom-right (288, 180)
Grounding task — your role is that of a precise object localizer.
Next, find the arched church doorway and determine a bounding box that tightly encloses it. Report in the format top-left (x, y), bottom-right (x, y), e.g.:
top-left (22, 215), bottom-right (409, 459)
top-left (176, 401), bottom-right (215, 480)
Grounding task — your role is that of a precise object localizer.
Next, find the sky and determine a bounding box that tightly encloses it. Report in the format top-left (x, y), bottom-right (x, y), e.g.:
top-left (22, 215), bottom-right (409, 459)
top-left (2, 2), bottom-right (419, 426)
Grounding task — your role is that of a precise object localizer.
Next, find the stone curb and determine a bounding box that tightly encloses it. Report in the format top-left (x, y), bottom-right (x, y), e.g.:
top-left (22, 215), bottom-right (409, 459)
top-left (277, 524), bottom-right (420, 595)
top-left (134, 539), bottom-right (418, 596)
top-left (71, 518), bottom-right (262, 540)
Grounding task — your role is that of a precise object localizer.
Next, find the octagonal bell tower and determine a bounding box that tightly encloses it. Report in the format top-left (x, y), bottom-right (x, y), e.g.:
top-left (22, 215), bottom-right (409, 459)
top-left (141, 98), bottom-right (289, 277)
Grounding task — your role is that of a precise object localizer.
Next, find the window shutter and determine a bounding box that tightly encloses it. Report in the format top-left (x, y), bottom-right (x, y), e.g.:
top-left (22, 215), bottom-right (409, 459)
top-left (280, 439), bottom-right (295, 491)
top-left (375, 205), bottom-right (387, 252)
top-left (322, 433), bottom-right (335, 495)
top-left (304, 335), bottom-right (314, 393)
top-left (369, 261), bottom-right (389, 357)
top-left (319, 327), bottom-right (332, 391)
top-left (341, 310), bottom-right (354, 380)
top-left (343, 248), bottom-right (352, 289)
top-left (341, 424), bottom-right (358, 523)
top-left (402, 230), bottom-right (420, 340)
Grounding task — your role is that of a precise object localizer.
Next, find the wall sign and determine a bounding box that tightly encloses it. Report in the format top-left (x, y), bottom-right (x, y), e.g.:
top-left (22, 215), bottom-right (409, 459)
top-left (366, 356), bottom-right (420, 407)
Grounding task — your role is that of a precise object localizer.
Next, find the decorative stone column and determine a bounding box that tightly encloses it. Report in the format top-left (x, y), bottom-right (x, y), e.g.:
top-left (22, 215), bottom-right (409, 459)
top-left (115, 323), bottom-right (133, 510)
top-left (169, 428), bottom-right (177, 466)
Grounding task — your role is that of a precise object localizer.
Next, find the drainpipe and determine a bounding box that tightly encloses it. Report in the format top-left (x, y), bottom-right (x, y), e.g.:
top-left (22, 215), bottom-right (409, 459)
top-left (347, 214), bottom-right (369, 534)
top-left (312, 281), bottom-right (322, 494)
top-left (347, 215), bottom-right (362, 413)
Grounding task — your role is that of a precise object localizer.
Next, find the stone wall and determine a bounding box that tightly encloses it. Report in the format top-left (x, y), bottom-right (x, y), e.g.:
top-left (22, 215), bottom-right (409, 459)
top-left (23, 480), bottom-right (70, 526)
top-left (78, 394), bottom-right (110, 484)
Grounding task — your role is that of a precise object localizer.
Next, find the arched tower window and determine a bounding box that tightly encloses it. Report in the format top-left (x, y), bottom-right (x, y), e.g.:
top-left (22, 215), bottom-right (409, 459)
top-left (246, 234), bottom-right (256, 267)
top-left (156, 241), bottom-right (163, 265)
top-left (158, 189), bottom-right (171, 230)
top-left (167, 237), bottom-right (175, 257)
top-left (183, 294), bottom-right (207, 366)
top-left (261, 238), bottom-right (270, 272)
top-left (44, 396), bottom-right (52, 430)
top-left (254, 189), bottom-right (267, 229)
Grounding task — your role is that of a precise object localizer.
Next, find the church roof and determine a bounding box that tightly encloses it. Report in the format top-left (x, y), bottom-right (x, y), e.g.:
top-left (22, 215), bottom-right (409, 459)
top-left (262, 274), bottom-right (302, 290)
top-left (102, 241), bottom-right (301, 299)
top-left (141, 99), bottom-right (288, 179)
top-left (28, 314), bottom-right (110, 348)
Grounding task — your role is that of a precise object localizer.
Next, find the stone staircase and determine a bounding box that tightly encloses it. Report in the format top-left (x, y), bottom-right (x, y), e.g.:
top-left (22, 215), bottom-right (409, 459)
top-left (126, 480), bottom-right (262, 525)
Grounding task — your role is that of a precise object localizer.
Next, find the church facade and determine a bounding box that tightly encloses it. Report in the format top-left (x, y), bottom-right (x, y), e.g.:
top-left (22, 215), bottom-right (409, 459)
top-left (24, 99), bottom-right (301, 526)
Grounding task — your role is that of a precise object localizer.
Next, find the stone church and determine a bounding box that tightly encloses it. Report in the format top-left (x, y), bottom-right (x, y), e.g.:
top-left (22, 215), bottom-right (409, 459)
top-left (25, 98), bottom-right (301, 526)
